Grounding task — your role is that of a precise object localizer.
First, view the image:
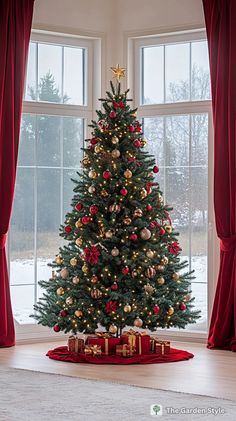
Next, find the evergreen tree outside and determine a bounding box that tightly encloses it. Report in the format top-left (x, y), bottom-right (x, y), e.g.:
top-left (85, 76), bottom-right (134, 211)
top-left (32, 72), bottom-right (201, 335)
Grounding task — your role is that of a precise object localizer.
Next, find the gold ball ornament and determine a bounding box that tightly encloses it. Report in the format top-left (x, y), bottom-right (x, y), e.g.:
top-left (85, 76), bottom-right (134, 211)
top-left (140, 188), bottom-right (148, 199)
top-left (111, 136), bottom-right (119, 144)
top-left (105, 230), bottom-right (113, 239)
top-left (124, 169), bottom-right (132, 179)
top-left (88, 170), bottom-right (97, 179)
top-left (140, 228), bottom-right (151, 240)
top-left (60, 268), bottom-right (69, 279)
top-left (124, 304), bottom-right (132, 313)
top-left (75, 237), bottom-right (83, 246)
top-left (111, 247), bottom-right (119, 256)
top-left (155, 264), bottom-right (165, 272)
top-left (134, 317), bottom-right (143, 327)
top-left (91, 288), bottom-right (102, 299)
top-left (91, 274), bottom-right (98, 284)
top-left (109, 324), bottom-right (118, 334)
top-left (160, 256), bottom-right (169, 265)
top-left (70, 257), bottom-right (77, 266)
top-left (165, 224), bottom-right (172, 234)
top-left (81, 157), bottom-right (91, 167)
top-left (72, 276), bottom-right (80, 284)
top-left (111, 149), bottom-right (120, 158)
top-left (157, 276), bottom-right (165, 285)
top-left (131, 269), bottom-right (138, 278)
top-left (74, 310), bottom-right (83, 318)
top-left (94, 145), bottom-right (103, 153)
top-left (133, 208), bottom-right (143, 218)
top-left (172, 272), bottom-right (180, 281)
top-left (123, 216), bottom-right (132, 225)
top-left (56, 287), bottom-right (65, 296)
top-left (184, 293), bottom-right (192, 302)
top-left (66, 296), bottom-right (74, 305)
top-left (82, 264), bottom-right (88, 273)
top-left (88, 185), bottom-right (96, 194)
top-left (146, 249), bottom-right (154, 259)
top-left (167, 307), bottom-right (174, 315)
top-left (109, 203), bottom-right (121, 213)
top-left (75, 219), bottom-right (83, 228)
top-left (55, 255), bottom-right (63, 265)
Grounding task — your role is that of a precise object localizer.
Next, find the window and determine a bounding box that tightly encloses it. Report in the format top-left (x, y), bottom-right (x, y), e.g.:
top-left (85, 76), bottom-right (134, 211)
top-left (132, 32), bottom-right (212, 332)
top-left (9, 33), bottom-right (94, 324)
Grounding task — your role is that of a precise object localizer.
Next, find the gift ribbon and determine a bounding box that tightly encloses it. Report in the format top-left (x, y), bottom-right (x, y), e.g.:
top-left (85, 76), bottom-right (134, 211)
top-left (85, 345), bottom-right (102, 356)
top-left (123, 329), bottom-right (147, 354)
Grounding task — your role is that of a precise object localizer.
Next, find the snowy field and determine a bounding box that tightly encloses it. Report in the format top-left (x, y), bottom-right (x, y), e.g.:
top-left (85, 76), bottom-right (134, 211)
top-left (10, 256), bottom-right (207, 329)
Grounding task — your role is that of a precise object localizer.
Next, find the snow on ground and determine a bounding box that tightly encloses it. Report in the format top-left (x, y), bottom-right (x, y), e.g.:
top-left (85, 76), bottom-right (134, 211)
top-left (10, 257), bottom-right (207, 327)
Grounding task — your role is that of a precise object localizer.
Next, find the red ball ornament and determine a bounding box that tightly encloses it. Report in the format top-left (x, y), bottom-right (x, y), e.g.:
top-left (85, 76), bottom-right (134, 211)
top-left (109, 111), bottom-right (117, 119)
top-left (60, 310), bottom-right (68, 317)
top-left (82, 216), bottom-right (91, 225)
top-left (111, 282), bottom-right (119, 291)
top-left (153, 305), bottom-right (160, 314)
top-left (179, 303), bottom-right (187, 311)
top-left (146, 204), bottom-right (152, 211)
top-left (53, 324), bottom-right (61, 332)
top-left (89, 205), bottom-right (98, 215)
top-left (133, 139), bottom-right (141, 148)
top-left (128, 125), bottom-right (135, 132)
top-left (159, 227), bottom-right (165, 236)
top-left (129, 233), bottom-right (138, 241)
top-left (75, 202), bottom-right (83, 211)
top-left (153, 165), bottom-right (159, 173)
top-left (120, 187), bottom-right (128, 196)
top-left (64, 225), bottom-right (72, 233)
top-left (103, 170), bottom-right (112, 179)
top-left (122, 266), bottom-right (130, 275)
top-left (90, 137), bottom-right (98, 145)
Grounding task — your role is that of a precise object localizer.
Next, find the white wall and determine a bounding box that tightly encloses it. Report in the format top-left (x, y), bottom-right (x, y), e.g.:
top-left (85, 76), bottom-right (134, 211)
top-left (32, 0), bottom-right (205, 90)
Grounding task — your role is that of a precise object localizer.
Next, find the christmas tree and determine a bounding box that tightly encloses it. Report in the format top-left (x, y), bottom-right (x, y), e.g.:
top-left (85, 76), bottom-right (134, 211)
top-left (33, 65), bottom-right (200, 336)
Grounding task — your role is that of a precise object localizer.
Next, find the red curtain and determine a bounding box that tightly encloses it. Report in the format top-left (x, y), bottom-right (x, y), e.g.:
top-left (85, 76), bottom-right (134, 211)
top-left (203, 0), bottom-right (236, 350)
top-left (0, 0), bottom-right (34, 347)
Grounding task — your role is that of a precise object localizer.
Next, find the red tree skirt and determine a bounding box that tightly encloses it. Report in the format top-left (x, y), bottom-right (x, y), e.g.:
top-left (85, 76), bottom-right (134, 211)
top-left (46, 346), bottom-right (194, 364)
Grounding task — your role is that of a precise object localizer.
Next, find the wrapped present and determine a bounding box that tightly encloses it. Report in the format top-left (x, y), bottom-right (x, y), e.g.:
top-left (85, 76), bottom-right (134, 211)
top-left (116, 344), bottom-right (134, 357)
top-left (84, 344), bottom-right (102, 356)
top-left (68, 336), bottom-right (85, 353)
top-left (155, 340), bottom-right (170, 355)
top-left (86, 332), bottom-right (120, 355)
top-left (121, 329), bottom-right (150, 355)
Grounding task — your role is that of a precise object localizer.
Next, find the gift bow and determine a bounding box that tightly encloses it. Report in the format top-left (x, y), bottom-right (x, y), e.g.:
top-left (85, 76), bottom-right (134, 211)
top-left (122, 329), bottom-right (147, 336)
top-left (85, 344), bottom-right (101, 356)
top-left (95, 331), bottom-right (113, 338)
top-left (122, 329), bottom-right (147, 354)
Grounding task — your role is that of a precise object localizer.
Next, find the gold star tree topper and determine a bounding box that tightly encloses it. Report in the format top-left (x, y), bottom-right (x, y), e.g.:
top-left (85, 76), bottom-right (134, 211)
top-left (111, 64), bottom-right (126, 82)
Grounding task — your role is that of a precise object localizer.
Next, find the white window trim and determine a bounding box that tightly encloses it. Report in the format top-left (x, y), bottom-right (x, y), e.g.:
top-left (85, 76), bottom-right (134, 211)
top-left (9, 30), bottom-right (102, 343)
top-left (127, 30), bottom-right (219, 338)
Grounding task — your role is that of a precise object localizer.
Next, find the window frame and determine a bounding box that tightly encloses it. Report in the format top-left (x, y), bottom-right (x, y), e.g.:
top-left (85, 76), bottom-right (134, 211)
top-left (8, 30), bottom-right (101, 342)
top-left (129, 30), bottom-right (218, 339)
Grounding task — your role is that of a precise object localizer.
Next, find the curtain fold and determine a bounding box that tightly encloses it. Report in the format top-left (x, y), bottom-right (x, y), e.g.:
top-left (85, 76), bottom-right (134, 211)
top-left (0, 0), bottom-right (34, 347)
top-left (203, 0), bottom-right (236, 350)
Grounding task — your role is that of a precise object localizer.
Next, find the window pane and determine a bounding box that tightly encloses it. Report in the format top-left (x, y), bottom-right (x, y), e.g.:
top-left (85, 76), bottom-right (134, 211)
top-left (64, 47), bottom-right (84, 105)
top-left (166, 115), bottom-right (189, 166)
top-left (143, 117), bottom-right (164, 166)
top-left (63, 117), bottom-right (84, 168)
top-left (190, 282), bottom-right (207, 329)
top-left (142, 46), bottom-right (164, 104)
top-left (37, 115), bottom-right (61, 167)
top-left (18, 114), bottom-right (36, 166)
top-left (10, 168), bottom-right (35, 286)
top-left (37, 168), bottom-right (61, 288)
top-left (63, 169), bottom-right (78, 217)
top-left (10, 285), bottom-right (35, 324)
top-left (191, 114), bottom-right (208, 166)
top-left (38, 43), bottom-right (62, 103)
top-left (191, 41), bottom-right (211, 101)
top-left (25, 42), bottom-right (36, 101)
top-left (165, 43), bottom-right (190, 102)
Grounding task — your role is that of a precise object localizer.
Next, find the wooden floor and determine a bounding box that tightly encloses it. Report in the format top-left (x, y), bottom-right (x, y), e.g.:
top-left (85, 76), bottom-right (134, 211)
top-left (0, 340), bottom-right (235, 401)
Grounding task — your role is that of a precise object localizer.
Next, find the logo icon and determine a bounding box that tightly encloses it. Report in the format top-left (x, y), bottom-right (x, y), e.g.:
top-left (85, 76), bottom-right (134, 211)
top-left (150, 404), bottom-right (163, 416)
